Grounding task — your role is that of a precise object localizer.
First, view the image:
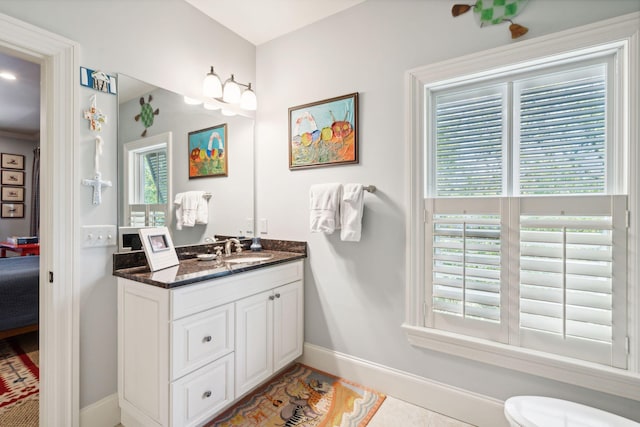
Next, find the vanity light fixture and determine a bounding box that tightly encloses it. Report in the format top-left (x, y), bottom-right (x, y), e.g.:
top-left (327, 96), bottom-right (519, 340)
top-left (221, 108), bottom-right (236, 117)
top-left (202, 66), bottom-right (223, 98)
top-left (203, 102), bottom-right (221, 111)
top-left (203, 66), bottom-right (256, 111)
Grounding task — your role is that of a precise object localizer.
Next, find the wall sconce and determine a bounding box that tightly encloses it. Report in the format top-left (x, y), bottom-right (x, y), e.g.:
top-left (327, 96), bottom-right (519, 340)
top-left (203, 66), bottom-right (256, 111)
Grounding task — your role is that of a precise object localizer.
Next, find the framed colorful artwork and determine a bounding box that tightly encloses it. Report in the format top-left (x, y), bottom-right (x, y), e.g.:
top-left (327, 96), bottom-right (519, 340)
top-left (288, 92), bottom-right (358, 170)
top-left (1, 203), bottom-right (24, 218)
top-left (188, 124), bottom-right (228, 179)
top-left (1, 153), bottom-right (25, 170)
top-left (1, 186), bottom-right (24, 202)
top-left (1, 170), bottom-right (24, 186)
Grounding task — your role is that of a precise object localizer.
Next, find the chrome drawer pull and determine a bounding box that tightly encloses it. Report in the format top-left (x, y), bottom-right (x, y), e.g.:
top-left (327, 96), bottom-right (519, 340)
top-left (269, 295), bottom-right (275, 300)
top-left (203, 335), bottom-right (213, 343)
top-left (203, 390), bottom-right (212, 399)
top-left (275, 293), bottom-right (281, 298)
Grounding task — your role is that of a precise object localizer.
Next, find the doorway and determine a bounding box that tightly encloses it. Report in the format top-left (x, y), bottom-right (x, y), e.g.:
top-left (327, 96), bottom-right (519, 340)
top-left (0, 11), bottom-right (79, 427)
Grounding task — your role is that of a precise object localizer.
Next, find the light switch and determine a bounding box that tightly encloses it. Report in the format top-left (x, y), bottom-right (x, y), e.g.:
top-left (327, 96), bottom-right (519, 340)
top-left (81, 225), bottom-right (117, 248)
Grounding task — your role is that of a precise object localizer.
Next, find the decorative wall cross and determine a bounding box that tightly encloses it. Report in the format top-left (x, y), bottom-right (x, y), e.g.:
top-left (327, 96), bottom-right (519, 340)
top-left (82, 136), bottom-right (112, 205)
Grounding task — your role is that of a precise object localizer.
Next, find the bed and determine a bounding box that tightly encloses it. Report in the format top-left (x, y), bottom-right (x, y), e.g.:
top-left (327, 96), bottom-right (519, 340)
top-left (0, 256), bottom-right (39, 339)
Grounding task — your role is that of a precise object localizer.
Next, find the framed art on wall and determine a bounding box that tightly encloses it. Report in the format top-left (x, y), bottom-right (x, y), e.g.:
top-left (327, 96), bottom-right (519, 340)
top-left (1, 203), bottom-right (24, 218)
top-left (289, 92), bottom-right (358, 170)
top-left (1, 187), bottom-right (25, 202)
top-left (1, 153), bottom-right (25, 170)
top-left (1, 170), bottom-right (25, 186)
top-left (188, 123), bottom-right (228, 178)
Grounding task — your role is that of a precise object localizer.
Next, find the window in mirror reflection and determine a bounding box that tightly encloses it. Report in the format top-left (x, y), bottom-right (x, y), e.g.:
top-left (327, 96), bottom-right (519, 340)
top-left (123, 132), bottom-right (172, 228)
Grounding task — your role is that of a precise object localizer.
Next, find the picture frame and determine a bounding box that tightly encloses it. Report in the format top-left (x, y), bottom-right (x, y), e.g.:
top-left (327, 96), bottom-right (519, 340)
top-left (139, 226), bottom-right (179, 271)
top-left (1, 170), bottom-right (25, 186)
top-left (1, 203), bottom-right (24, 218)
top-left (188, 123), bottom-right (228, 179)
top-left (288, 92), bottom-right (358, 170)
top-left (1, 186), bottom-right (25, 202)
top-left (1, 153), bottom-right (25, 170)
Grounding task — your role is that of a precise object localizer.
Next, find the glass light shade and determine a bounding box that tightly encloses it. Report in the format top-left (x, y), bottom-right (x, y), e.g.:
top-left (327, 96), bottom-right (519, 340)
top-left (221, 108), bottom-right (236, 116)
top-left (202, 66), bottom-right (222, 98)
top-left (203, 102), bottom-right (221, 111)
top-left (222, 75), bottom-right (241, 104)
top-left (183, 96), bottom-right (202, 105)
top-left (240, 85), bottom-right (257, 110)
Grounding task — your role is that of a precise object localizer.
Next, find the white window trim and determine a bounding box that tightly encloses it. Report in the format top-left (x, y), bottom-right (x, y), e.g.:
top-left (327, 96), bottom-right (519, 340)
top-left (403, 12), bottom-right (639, 400)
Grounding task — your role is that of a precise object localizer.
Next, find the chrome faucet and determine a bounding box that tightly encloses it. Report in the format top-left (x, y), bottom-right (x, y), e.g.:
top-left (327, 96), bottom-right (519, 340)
top-left (225, 238), bottom-right (242, 256)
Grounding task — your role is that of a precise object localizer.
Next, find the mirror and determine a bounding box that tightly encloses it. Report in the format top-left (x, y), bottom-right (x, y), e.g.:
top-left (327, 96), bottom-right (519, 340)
top-left (117, 74), bottom-right (254, 248)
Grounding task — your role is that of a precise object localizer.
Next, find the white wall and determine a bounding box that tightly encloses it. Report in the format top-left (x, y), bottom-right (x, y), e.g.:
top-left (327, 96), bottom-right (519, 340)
top-left (0, 137), bottom-right (38, 240)
top-left (0, 0), bottom-right (255, 409)
top-left (255, 0), bottom-right (640, 422)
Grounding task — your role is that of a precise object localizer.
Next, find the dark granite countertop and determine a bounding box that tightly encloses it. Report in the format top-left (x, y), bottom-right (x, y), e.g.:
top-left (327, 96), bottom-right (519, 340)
top-left (113, 239), bottom-right (307, 289)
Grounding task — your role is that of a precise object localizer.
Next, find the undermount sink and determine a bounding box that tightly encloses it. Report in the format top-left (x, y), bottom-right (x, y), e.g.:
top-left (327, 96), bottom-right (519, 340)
top-left (224, 253), bottom-right (274, 265)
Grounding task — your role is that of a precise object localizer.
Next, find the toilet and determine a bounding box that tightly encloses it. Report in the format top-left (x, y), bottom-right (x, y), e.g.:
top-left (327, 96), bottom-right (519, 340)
top-left (504, 396), bottom-right (639, 427)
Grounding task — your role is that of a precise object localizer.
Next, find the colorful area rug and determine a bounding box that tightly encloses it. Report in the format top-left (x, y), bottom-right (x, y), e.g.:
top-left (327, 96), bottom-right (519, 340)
top-left (206, 363), bottom-right (385, 427)
top-left (0, 337), bottom-right (39, 413)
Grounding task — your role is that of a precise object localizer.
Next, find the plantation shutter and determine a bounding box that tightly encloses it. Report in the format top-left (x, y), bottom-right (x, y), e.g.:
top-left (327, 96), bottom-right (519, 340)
top-left (516, 196), bottom-right (627, 368)
top-left (434, 86), bottom-right (506, 197)
top-left (515, 64), bottom-right (607, 195)
top-left (427, 198), bottom-right (508, 342)
top-left (144, 150), bottom-right (168, 204)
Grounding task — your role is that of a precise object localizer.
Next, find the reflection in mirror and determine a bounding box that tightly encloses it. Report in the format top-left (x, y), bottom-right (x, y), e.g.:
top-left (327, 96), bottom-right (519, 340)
top-left (117, 74), bottom-right (255, 249)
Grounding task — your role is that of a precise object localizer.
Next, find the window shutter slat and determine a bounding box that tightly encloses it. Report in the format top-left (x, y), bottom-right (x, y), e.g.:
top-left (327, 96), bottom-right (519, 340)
top-left (517, 66), bottom-right (607, 195)
top-left (435, 89), bottom-right (504, 197)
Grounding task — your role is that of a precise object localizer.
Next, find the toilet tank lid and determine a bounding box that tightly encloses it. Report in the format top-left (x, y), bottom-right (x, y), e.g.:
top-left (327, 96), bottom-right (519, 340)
top-left (504, 396), bottom-right (639, 427)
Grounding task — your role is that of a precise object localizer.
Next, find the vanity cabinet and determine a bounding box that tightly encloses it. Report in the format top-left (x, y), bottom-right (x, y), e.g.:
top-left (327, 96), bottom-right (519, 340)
top-left (117, 260), bottom-right (304, 427)
top-left (235, 280), bottom-right (303, 396)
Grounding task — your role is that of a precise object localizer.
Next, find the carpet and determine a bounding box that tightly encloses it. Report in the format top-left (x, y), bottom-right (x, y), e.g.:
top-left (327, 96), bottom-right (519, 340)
top-left (206, 363), bottom-right (385, 427)
top-left (0, 336), bottom-right (39, 414)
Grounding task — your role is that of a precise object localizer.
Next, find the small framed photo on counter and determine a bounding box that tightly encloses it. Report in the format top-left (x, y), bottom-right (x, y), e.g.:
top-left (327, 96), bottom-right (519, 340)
top-left (139, 227), bottom-right (179, 271)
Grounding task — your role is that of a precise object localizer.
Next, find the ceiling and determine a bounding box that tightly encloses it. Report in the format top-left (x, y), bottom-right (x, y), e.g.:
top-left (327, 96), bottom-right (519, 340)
top-left (0, 0), bottom-right (365, 139)
top-left (184, 0), bottom-right (366, 45)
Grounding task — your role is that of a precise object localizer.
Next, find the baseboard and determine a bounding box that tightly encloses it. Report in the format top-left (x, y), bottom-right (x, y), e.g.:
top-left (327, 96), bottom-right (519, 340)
top-left (80, 393), bottom-right (121, 427)
top-left (299, 343), bottom-right (508, 427)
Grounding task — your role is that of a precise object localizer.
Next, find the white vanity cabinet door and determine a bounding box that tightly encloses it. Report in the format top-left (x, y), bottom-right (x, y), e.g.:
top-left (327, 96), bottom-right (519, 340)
top-left (235, 289), bottom-right (274, 397)
top-left (273, 281), bottom-right (304, 371)
top-left (172, 303), bottom-right (234, 380)
top-left (170, 353), bottom-right (234, 427)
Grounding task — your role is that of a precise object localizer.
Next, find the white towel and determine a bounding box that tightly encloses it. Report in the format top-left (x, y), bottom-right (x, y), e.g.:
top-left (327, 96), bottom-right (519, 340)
top-left (309, 183), bottom-right (342, 233)
top-left (174, 191), bottom-right (207, 230)
top-left (340, 184), bottom-right (364, 242)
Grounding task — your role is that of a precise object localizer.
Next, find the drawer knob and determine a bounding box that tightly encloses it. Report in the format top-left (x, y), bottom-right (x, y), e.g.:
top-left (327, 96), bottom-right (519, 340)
top-left (275, 293), bottom-right (281, 298)
top-left (203, 335), bottom-right (213, 343)
top-left (269, 295), bottom-right (275, 301)
top-left (203, 390), bottom-right (212, 399)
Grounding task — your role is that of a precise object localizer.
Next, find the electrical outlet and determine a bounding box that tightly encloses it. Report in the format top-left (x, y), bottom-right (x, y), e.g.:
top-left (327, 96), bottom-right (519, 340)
top-left (259, 218), bottom-right (268, 234)
top-left (246, 218), bottom-right (254, 235)
top-left (81, 225), bottom-right (117, 248)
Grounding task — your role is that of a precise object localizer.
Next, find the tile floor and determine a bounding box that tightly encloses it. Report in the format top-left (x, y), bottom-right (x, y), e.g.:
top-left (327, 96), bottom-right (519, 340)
top-left (368, 396), bottom-right (475, 427)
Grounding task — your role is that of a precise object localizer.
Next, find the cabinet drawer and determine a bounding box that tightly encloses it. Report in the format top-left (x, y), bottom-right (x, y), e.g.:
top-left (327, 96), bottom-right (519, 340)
top-left (172, 303), bottom-right (234, 380)
top-left (171, 261), bottom-right (303, 320)
top-left (171, 353), bottom-right (234, 427)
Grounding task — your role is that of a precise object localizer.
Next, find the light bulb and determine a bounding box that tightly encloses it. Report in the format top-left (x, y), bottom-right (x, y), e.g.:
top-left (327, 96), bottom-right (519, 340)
top-left (202, 66), bottom-right (222, 98)
top-left (240, 84), bottom-right (257, 110)
top-left (222, 75), bottom-right (241, 104)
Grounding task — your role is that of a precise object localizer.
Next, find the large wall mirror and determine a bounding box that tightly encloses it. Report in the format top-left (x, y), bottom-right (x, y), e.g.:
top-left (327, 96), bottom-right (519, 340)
top-left (117, 74), bottom-right (254, 248)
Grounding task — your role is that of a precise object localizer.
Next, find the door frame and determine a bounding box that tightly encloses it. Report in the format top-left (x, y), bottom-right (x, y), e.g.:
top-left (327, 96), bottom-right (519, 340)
top-left (0, 12), bottom-right (79, 427)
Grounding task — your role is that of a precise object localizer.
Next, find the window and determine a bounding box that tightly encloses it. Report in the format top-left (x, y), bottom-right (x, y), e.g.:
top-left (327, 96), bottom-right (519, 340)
top-left (404, 14), bottom-right (639, 399)
top-left (123, 132), bottom-right (172, 227)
